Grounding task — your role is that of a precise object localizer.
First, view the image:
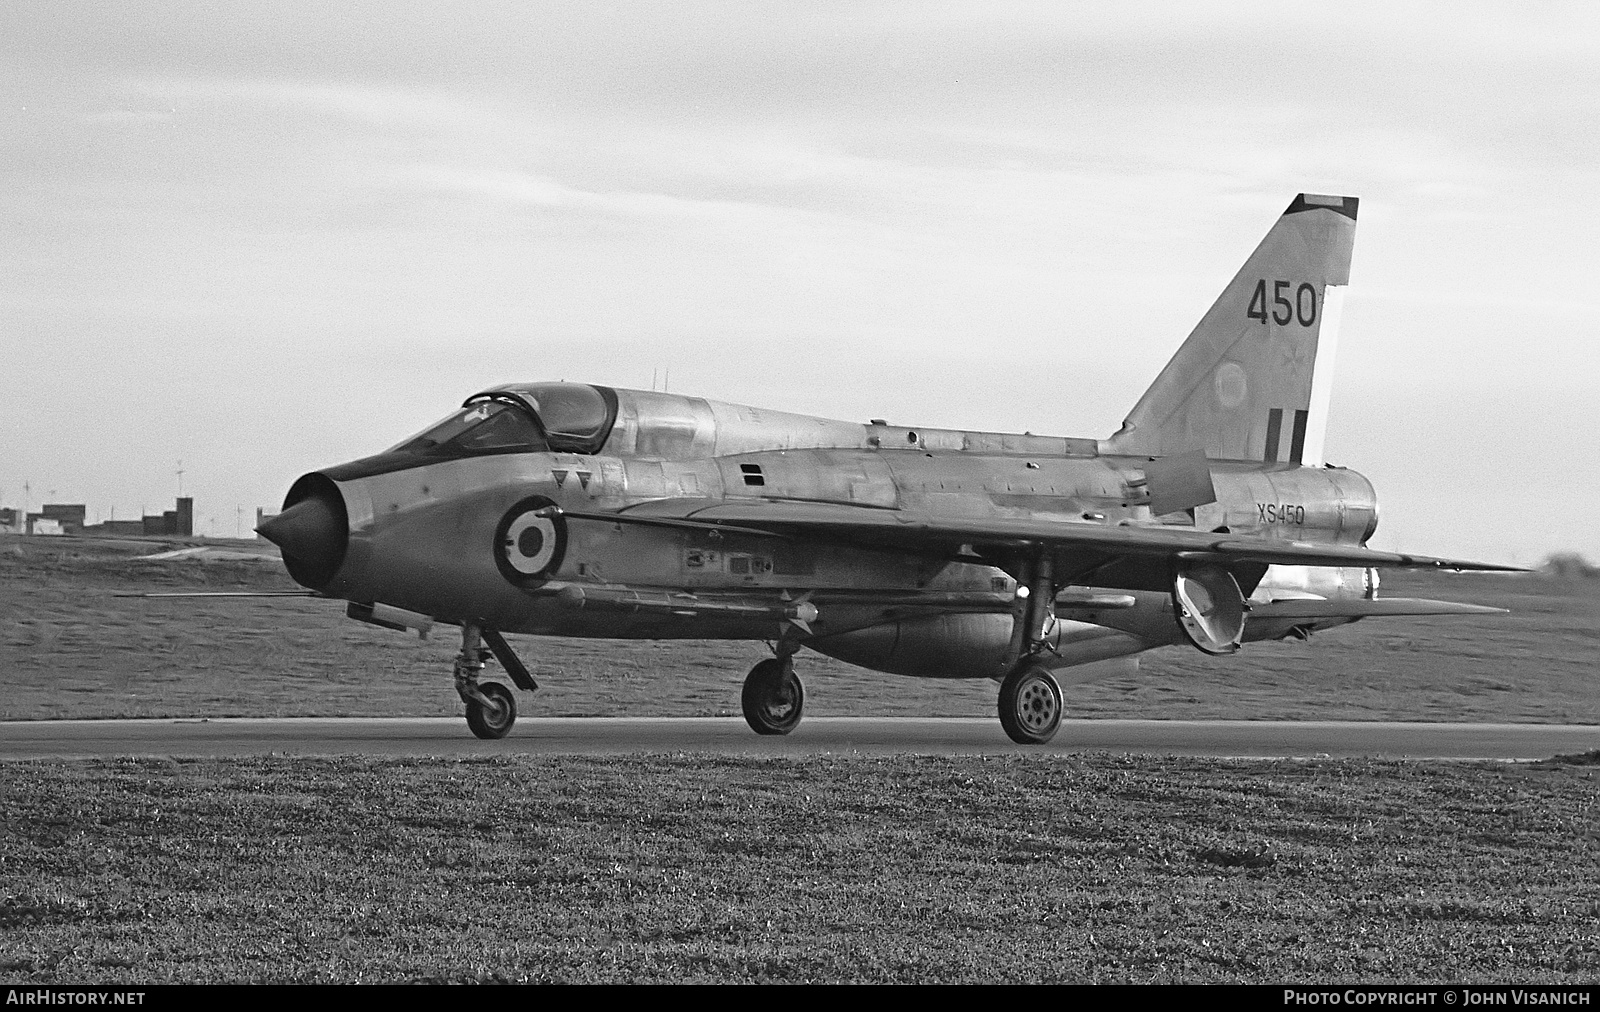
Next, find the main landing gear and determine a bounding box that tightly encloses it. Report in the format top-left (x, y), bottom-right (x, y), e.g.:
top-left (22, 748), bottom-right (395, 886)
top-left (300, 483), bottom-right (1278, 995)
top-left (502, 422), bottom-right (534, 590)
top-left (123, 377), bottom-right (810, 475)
top-left (742, 642), bottom-right (805, 736)
top-left (454, 623), bottom-right (539, 740)
top-left (995, 550), bottom-right (1065, 745)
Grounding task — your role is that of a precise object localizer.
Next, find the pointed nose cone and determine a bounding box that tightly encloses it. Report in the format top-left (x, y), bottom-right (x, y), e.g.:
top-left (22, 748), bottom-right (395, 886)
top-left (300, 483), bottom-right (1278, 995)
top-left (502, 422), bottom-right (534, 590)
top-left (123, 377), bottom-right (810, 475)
top-left (258, 496), bottom-right (340, 558)
top-left (259, 487), bottom-right (348, 590)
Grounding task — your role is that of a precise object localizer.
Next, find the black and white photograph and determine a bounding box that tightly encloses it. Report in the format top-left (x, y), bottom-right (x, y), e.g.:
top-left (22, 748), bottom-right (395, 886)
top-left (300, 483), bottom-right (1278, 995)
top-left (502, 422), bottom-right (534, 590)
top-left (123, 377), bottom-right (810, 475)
top-left (2, 0), bottom-right (1598, 988)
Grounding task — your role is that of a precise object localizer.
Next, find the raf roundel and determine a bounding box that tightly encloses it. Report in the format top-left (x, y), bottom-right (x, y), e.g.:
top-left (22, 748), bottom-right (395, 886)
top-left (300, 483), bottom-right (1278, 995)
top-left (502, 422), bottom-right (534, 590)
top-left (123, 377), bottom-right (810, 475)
top-left (494, 496), bottom-right (567, 587)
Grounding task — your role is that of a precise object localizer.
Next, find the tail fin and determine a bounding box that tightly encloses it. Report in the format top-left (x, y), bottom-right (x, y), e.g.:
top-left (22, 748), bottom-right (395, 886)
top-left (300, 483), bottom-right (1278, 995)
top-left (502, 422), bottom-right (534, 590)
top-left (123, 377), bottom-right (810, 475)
top-left (1104, 194), bottom-right (1357, 464)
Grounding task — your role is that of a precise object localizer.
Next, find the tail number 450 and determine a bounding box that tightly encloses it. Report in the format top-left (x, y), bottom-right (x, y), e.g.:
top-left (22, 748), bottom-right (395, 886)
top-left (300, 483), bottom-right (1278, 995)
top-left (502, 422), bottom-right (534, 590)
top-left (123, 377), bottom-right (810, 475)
top-left (1247, 280), bottom-right (1317, 327)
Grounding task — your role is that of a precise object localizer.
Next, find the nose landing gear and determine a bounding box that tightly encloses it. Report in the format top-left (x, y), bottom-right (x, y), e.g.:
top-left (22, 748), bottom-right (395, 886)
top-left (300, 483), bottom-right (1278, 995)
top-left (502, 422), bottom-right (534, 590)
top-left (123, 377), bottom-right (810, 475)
top-left (454, 624), bottom-right (537, 740)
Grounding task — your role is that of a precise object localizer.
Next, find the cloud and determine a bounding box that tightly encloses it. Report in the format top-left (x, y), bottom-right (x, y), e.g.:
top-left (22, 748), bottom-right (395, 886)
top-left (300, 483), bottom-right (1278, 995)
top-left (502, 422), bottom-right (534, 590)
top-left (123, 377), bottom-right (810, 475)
top-left (3, 2), bottom-right (1599, 561)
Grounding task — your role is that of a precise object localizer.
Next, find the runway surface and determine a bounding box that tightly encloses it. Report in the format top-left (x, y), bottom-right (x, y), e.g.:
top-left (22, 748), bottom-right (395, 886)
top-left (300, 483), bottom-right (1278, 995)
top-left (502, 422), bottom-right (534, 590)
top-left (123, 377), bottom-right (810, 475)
top-left (1, 716), bottom-right (1597, 761)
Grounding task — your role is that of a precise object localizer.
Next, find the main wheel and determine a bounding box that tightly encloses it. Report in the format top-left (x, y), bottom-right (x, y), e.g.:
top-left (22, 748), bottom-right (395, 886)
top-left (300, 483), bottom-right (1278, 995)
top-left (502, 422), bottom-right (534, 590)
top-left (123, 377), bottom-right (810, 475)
top-left (466, 681), bottom-right (517, 740)
top-left (741, 659), bottom-right (804, 736)
top-left (998, 662), bottom-right (1062, 744)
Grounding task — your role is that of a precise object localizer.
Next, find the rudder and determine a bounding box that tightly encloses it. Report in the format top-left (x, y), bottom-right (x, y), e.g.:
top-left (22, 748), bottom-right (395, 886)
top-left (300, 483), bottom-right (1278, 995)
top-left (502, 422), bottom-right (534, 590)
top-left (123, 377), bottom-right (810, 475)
top-left (1104, 194), bottom-right (1358, 464)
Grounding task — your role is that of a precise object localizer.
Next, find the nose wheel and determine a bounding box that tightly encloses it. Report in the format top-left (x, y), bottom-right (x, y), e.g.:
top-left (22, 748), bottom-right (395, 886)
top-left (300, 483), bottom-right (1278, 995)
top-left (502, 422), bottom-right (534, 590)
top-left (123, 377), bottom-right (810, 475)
top-left (466, 681), bottom-right (517, 740)
top-left (998, 661), bottom-right (1062, 744)
top-left (741, 658), bottom-right (805, 735)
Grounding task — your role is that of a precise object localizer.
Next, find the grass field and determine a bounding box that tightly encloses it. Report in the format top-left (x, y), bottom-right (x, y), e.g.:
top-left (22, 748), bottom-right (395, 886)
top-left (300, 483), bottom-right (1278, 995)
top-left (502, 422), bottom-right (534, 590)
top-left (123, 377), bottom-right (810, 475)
top-left (2, 752), bottom-right (1598, 983)
top-left (2, 534), bottom-right (1597, 723)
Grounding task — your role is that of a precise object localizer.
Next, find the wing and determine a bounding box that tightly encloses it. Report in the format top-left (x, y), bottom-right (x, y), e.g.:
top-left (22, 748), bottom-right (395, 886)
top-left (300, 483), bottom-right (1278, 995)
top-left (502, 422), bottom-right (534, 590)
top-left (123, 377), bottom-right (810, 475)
top-left (551, 498), bottom-right (1522, 574)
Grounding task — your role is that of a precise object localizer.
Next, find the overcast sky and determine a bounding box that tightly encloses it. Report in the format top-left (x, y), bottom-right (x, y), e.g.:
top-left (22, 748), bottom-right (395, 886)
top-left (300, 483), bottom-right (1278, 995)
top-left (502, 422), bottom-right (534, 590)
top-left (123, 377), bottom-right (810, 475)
top-left (3, 1), bottom-right (1596, 564)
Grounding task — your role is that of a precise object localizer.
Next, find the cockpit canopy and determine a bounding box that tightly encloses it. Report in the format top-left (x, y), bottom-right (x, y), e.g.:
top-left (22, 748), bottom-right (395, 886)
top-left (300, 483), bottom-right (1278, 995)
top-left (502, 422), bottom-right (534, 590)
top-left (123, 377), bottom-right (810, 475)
top-left (387, 383), bottom-right (617, 460)
top-left (502, 382), bottom-right (617, 454)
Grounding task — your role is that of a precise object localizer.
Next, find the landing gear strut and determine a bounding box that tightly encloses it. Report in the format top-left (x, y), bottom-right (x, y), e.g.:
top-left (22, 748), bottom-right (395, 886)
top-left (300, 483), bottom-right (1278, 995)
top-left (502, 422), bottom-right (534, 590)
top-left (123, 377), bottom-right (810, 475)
top-left (742, 641), bottom-right (805, 735)
top-left (995, 550), bottom-right (1064, 744)
top-left (455, 624), bottom-right (517, 739)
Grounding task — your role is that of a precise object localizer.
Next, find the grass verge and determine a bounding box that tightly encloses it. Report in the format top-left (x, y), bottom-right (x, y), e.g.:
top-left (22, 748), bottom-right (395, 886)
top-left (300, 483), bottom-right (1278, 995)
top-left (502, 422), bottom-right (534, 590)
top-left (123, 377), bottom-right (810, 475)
top-left (2, 753), bottom-right (1598, 983)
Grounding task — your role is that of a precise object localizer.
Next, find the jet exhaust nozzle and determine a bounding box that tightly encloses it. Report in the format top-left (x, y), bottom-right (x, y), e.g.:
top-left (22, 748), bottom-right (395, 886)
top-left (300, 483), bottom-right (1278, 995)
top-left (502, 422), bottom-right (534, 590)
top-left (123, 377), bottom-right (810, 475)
top-left (260, 474), bottom-right (349, 591)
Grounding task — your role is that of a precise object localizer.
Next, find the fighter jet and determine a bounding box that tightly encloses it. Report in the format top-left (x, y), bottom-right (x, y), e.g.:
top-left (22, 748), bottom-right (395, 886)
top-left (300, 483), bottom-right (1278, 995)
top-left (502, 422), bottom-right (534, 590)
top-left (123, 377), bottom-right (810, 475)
top-left (259, 193), bottom-right (1515, 744)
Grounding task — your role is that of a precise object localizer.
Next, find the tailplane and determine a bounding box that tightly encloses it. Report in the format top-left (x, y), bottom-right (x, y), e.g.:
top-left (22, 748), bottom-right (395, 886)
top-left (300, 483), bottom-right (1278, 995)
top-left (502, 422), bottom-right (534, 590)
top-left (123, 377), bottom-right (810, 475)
top-left (1104, 194), bottom-right (1357, 464)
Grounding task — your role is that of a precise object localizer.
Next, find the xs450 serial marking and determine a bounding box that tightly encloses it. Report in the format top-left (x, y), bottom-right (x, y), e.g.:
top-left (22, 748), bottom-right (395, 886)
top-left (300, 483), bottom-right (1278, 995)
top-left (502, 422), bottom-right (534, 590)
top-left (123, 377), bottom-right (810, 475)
top-left (1258, 502), bottom-right (1306, 525)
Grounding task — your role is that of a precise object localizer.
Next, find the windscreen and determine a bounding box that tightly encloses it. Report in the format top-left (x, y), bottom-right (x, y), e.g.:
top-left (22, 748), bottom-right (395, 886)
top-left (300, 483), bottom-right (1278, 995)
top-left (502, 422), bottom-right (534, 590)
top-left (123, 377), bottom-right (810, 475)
top-left (388, 400), bottom-right (547, 457)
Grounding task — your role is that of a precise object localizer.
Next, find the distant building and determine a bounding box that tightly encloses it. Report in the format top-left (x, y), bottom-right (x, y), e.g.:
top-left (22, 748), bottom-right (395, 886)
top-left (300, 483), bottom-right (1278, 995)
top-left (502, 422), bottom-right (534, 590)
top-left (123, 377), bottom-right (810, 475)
top-left (82, 497), bottom-right (195, 537)
top-left (0, 507), bottom-right (19, 533)
top-left (26, 504), bottom-right (87, 535)
top-left (95, 519), bottom-right (147, 536)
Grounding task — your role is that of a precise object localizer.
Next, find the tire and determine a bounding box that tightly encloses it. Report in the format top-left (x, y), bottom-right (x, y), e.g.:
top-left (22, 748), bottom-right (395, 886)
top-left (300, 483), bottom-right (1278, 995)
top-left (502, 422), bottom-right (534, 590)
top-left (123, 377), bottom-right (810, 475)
top-left (998, 662), bottom-right (1062, 744)
top-left (466, 681), bottom-right (517, 740)
top-left (741, 659), bottom-right (804, 736)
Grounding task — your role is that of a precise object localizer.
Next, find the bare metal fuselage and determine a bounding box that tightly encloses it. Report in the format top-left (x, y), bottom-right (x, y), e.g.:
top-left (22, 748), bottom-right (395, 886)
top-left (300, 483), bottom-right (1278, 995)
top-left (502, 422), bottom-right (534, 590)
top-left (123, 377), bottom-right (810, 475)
top-left (297, 387), bottom-right (1380, 679)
